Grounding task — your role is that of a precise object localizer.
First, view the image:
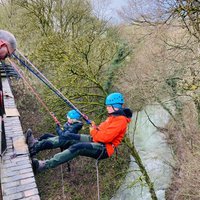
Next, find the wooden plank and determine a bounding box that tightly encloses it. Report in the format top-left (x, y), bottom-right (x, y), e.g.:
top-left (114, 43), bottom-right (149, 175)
top-left (13, 137), bottom-right (28, 154)
top-left (5, 108), bottom-right (20, 117)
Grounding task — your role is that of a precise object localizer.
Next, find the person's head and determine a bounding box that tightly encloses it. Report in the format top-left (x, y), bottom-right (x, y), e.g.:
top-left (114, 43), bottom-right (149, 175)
top-left (66, 109), bottom-right (81, 123)
top-left (105, 92), bottom-right (124, 113)
top-left (0, 30), bottom-right (17, 60)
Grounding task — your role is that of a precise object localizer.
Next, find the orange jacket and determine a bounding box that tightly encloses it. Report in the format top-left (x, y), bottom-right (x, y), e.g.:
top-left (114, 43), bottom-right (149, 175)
top-left (90, 111), bottom-right (131, 157)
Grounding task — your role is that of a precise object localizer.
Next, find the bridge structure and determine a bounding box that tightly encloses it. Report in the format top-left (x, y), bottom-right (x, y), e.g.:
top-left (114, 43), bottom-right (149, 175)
top-left (0, 63), bottom-right (40, 200)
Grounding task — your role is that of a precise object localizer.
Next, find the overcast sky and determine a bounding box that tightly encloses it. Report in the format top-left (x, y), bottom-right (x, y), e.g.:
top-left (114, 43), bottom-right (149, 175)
top-left (92, 0), bottom-right (129, 24)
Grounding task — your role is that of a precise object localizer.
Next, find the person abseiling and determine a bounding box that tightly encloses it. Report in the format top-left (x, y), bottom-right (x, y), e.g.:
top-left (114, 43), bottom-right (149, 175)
top-left (26, 92), bottom-right (132, 173)
top-left (26, 109), bottom-right (83, 156)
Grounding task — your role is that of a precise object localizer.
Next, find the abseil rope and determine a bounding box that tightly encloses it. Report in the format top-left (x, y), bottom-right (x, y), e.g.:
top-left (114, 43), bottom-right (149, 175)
top-left (13, 50), bottom-right (91, 124)
top-left (95, 145), bottom-right (105, 200)
top-left (96, 160), bottom-right (100, 200)
top-left (60, 160), bottom-right (66, 199)
top-left (8, 58), bottom-right (61, 125)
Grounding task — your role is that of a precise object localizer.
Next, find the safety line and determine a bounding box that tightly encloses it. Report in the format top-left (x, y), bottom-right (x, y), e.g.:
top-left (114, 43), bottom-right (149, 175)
top-left (16, 50), bottom-right (59, 93)
top-left (60, 164), bottom-right (66, 200)
top-left (8, 58), bottom-right (60, 125)
top-left (96, 160), bottom-right (100, 200)
top-left (13, 51), bottom-right (91, 124)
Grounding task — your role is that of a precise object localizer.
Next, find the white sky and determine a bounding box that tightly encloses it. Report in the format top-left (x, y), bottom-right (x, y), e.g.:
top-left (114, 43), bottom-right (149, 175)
top-left (92, 0), bottom-right (129, 24)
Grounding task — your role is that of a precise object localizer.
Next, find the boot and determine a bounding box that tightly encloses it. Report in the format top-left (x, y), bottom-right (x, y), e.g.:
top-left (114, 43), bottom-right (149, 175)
top-left (32, 158), bottom-right (46, 174)
top-left (25, 129), bottom-right (38, 148)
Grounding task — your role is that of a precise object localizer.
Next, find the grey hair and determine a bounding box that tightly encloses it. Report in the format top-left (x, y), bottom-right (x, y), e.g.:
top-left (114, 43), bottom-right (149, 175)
top-left (0, 30), bottom-right (17, 50)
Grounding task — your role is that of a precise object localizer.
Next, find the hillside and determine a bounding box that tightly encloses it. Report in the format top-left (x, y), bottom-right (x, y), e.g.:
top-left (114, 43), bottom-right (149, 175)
top-left (116, 23), bottom-right (200, 199)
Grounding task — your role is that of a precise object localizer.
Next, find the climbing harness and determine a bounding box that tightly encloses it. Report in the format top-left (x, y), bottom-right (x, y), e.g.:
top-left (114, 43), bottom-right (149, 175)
top-left (13, 50), bottom-right (91, 124)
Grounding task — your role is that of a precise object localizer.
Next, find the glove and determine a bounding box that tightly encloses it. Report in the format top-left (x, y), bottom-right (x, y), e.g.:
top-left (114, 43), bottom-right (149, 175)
top-left (89, 121), bottom-right (97, 131)
top-left (82, 113), bottom-right (92, 124)
top-left (82, 113), bottom-right (89, 120)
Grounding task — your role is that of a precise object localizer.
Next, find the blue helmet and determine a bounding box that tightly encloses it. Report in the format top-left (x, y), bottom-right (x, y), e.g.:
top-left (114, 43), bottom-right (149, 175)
top-left (105, 92), bottom-right (124, 108)
top-left (66, 110), bottom-right (81, 120)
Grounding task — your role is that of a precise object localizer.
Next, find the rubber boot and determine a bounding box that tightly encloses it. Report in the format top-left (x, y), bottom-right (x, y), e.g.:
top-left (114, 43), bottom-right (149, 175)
top-left (32, 158), bottom-right (46, 174)
top-left (25, 129), bottom-right (38, 148)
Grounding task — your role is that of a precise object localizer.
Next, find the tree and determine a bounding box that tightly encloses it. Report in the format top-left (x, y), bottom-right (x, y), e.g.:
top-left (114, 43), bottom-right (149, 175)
top-left (0, 0), bottom-right (129, 122)
top-left (0, 2), bottom-right (131, 198)
top-left (117, 1), bottom-right (200, 199)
